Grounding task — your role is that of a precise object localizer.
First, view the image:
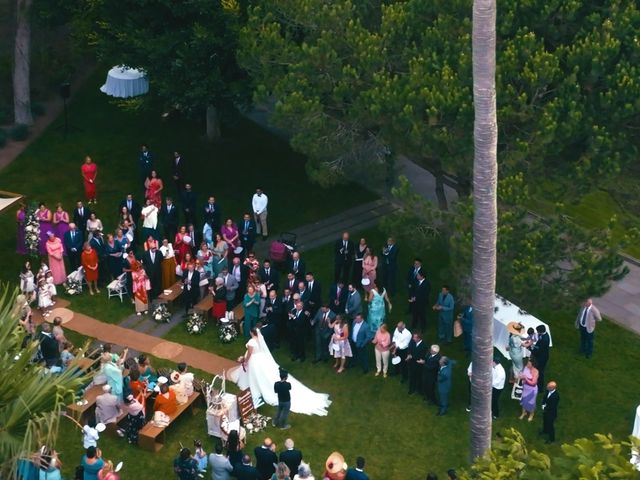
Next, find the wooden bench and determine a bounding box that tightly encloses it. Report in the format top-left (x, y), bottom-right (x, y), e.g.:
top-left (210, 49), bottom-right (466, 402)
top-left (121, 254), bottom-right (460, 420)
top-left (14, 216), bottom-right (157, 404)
top-left (139, 391), bottom-right (201, 452)
top-left (194, 296), bottom-right (213, 318)
top-left (66, 385), bottom-right (103, 423)
top-left (104, 410), bottom-right (129, 437)
top-left (156, 281), bottom-right (183, 310)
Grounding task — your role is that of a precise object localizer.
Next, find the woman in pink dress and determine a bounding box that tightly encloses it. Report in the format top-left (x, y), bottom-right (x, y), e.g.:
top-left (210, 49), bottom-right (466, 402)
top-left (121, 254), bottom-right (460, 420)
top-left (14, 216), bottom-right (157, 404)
top-left (81, 156), bottom-right (98, 204)
top-left (221, 218), bottom-right (239, 250)
top-left (53, 203), bottom-right (70, 244)
top-left (174, 226), bottom-right (192, 264)
top-left (37, 203), bottom-right (53, 255)
top-left (45, 232), bottom-right (66, 285)
top-left (144, 170), bottom-right (163, 208)
top-left (361, 247), bottom-right (378, 292)
top-left (16, 202), bottom-right (27, 255)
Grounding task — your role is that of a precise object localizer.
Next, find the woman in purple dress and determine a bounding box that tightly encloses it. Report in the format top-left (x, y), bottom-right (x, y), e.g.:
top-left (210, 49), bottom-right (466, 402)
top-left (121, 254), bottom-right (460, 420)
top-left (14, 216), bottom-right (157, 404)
top-left (53, 203), bottom-right (70, 242)
top-left (36, 202), bottom-right (53, 255)
top-left (519, 358), bottom-right (539, 421)
top-left (221, 218), bottom-right (240, 250)
top-left (16, 202), bottom-right (27, 255)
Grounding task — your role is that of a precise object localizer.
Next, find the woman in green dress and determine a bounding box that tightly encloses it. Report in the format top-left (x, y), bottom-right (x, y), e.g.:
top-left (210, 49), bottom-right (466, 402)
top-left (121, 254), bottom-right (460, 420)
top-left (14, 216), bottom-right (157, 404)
top-left (243, 285), bottom-right (261, 339)
top-left (212, 233), bottom-right (229, 276)
top-left (507, 322), bottom-right (525, 380)
top-left (367, 279), bottom-right (392, 333)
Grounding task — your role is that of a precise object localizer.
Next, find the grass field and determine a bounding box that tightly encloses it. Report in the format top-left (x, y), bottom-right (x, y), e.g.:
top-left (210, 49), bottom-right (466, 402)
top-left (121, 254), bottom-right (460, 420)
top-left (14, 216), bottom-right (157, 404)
top-left (1, 72), bottom-right (640, 479)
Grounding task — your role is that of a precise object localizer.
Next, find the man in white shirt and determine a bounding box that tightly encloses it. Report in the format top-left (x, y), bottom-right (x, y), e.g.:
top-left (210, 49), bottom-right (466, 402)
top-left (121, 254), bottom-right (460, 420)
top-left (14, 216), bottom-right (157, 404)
top-left (491, 358), bottom-right (506, 419)
top-left (391, 321), bottom-right (412, 381)
top-left (251, 188), bottom-right (269, 239)
top-left (141, 198), bottom-right (159, 241)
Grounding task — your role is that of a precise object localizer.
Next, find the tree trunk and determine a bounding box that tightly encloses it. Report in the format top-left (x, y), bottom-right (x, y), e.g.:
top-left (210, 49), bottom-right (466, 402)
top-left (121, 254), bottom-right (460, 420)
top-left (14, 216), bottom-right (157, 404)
top-left (470, 0), bottom-right (498, 462)
top-left (13, 0), bottom-right (33, 126)
top-left (434, 163), bottom-right (449, 211)
top-left (206, 104), bottom-right (221, 141)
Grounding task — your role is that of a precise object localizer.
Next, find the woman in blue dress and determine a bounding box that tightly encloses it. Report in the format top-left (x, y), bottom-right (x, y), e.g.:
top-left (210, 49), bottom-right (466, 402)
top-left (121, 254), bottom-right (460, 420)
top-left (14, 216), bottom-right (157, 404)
top-left (105, 234), bottom-right (123, 279)
top-left (367, 279), bottom-right (392, 333)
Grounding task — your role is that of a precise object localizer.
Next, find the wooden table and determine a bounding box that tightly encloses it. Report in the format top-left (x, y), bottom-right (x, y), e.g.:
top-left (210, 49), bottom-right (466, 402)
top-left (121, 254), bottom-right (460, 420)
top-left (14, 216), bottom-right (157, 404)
top-left (156, 281), bottom-right (183, 310)
top-left (139, 392), bottom-right (201, 452)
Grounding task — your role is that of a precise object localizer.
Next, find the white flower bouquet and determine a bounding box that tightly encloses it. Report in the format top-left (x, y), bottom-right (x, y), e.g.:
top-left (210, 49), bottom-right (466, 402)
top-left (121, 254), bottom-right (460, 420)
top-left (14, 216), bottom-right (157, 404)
top-left (152, 303), bottom-right (172, 323)
top-left (218, 323), bottom-right (238, 344)
top-left (186, 312), bottom-right (206, 335)
top-left (244, 412), bottom-right (271, 434)
top-left (64, 279), bottom-right (82, 296)
top-left (24, 204), bottom-right (40, 257)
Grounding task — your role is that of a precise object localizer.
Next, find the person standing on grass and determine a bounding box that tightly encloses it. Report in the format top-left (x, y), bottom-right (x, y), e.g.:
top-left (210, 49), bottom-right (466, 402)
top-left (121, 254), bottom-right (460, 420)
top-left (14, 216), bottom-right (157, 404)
top-left (491, 357), bottom-right (506, 419)
top-left (345, 456), bottom-right (369, 480)
top-left (541, 381), bottom-right (560, 444)
top-left (252, 188), bottom-right (269, 240)
top-left (575, 298), bottom-right (602, 359)
top-left (81, 155), bottom-right (98, 205)
top-left (434, 285), bottom-right (455, 344)
top-left (139, 144), bottom-right (154, 188)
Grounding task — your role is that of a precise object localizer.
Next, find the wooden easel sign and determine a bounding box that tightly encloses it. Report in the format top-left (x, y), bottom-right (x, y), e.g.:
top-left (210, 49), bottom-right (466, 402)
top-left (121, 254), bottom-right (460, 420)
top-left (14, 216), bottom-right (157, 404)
top-left (237, 388), bottom-right (255, 422)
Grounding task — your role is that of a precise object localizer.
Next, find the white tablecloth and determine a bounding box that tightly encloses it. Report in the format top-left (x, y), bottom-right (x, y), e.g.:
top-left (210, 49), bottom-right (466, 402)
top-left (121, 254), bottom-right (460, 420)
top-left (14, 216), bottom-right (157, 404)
top-left (493, 294), bottom-right (552, 357)
top-left (100, 66), bottom-right (149, 98)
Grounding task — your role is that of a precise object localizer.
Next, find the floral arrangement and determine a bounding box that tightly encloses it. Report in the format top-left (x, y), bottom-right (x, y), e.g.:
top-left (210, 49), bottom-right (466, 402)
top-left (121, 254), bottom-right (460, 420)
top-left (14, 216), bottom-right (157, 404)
top-left (186, 312), bottom-right (206, 335)
top-left (219, 323), bottom-right (238, 344)
top-left (244, 412), bottom-right (271, 434)
top-left (152, 303), bottom-right (172, 323)
top-left (24, 204), bottom-right (40, 258)
top-left (64, 278), bottom-right (82, 296)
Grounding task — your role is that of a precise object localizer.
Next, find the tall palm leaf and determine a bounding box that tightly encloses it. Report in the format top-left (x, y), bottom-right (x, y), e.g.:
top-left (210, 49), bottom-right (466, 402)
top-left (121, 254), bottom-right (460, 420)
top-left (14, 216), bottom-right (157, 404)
top-left (0, 287), bottom-right (87, 477)
top-left (470, 0), bottom-right (498, 460)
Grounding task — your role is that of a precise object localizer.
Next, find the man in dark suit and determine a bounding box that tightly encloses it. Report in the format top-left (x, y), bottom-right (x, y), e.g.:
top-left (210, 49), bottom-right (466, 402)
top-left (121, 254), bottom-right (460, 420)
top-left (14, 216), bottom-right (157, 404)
top-left (305, 272), bottom-right (321, 315)
top-left (541, 381), bottom-right (560, 443)
top-left (203, 196), bottom-right (221, 233)
top-left (172, 150), bottom-right (186, 192)
top-left (287, 251), bottom-right (305, 281)
top-left (345, 457), bottom-right (369, 480)
top-left (284, 272), bottom-right (298, 294)
top-left (180, 183), bottom-right (197, 227)
top-left (328, 281), bottom-right (348, 314)
top-left (334, 231), bottom-right (354, 284)
top-left (258, 260), bottom-right (279, 292)
top-left (280, 288), bottom-right (293, 343)
top-left (160, 197), bottom-right (179, 242)
top-left (138, 144), bottom-right (154, 188)
top-left (311, 305), bottom-right (335, 363)
top-left (90, 231), bottom-right (108, 286)
top-left (142, 243), bottom-right (163, 299)
top-left (350, 314), bottom-right (373, 373)
top-left (63, 223), bottom-right (83, 271)
top-left (254, 438), bottom-right (277, 480)
top-left (381, 236), bottom-right (399, 296)
top-left (279, 439), bottom-right (303, 477)
top-left (344, 284), bottom-right (362, 320)
top-left (73, 201), bottom-right (91, 233)
top-left (290, 300), bottom-right (309, 362)
top-left (297, 281), bottom-right (310, 310)
top-left (230, 256), bottom-right (248, 304)
top-left (38, 322), bottom-right (60, 368)
top-left (407, 258), bottom-right (424, 296)
top-left (119, 193), bottom-right (142, 223)
top-left (409, 271), bottom-right (430, 332)
top-left (182, 262), bottom-right (200, 313)
top-left (406, 332), bottom-right (427, 395)
top-left (532, 324), bottom-right (550, 389)
top-left (239, 212), bottom-right (257, 253)
top-left (233, 454), bottom-right (260, 480)
top-left (437, 356), bottom-right (456, 416)
top-left (262, 290), bottom-right (282, 349)
top-left (422, 344), bottom-right (441, 404)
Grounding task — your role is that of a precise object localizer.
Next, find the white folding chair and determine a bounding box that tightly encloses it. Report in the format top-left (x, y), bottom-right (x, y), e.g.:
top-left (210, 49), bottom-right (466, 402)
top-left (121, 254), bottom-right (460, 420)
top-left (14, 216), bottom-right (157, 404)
top-left (106, 273), bottom-right (127, 302)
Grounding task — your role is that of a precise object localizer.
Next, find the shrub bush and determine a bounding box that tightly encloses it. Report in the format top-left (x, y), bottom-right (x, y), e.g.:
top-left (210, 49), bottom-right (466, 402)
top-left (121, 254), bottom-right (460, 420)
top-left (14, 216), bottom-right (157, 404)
top-left (10, 123), bottom-right (30, 141)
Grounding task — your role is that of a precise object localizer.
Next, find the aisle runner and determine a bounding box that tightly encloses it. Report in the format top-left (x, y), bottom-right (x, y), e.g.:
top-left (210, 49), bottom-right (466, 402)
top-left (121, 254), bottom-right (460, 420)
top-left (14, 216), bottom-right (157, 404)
top-left (64, 311), bottom-right (238, 378)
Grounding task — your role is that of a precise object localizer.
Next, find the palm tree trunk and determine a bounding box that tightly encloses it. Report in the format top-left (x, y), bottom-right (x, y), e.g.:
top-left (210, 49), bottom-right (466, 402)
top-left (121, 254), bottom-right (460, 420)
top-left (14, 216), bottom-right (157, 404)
top-left (470, 0), bottom-right (498, 461)
top-left (13, 0), bottom-right (34, 126)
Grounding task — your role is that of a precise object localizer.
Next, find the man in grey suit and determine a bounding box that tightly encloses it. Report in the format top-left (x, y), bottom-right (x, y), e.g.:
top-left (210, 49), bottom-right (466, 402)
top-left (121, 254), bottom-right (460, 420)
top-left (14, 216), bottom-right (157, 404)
top-left (208, 443), bottom-right (233, 480)
top-left (344, 284), bottom-right (362, 320)
top-left (437, 356), bottom-right (456, 416)
top-left (219, 267), bottom-right (239, 308)
top-left (350, 314), bottom-right (374, 373)
top-left (575, 298), bottom-right (602, 359)
top-left (311, 304), bottom-right (335, 363)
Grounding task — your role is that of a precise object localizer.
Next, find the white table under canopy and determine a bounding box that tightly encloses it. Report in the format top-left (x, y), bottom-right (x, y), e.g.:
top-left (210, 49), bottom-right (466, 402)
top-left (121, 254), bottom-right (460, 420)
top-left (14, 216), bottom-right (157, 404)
top-left (493, 294), bottom-right (552, 357)
top-left (100, 66), bottom-right (149, 98)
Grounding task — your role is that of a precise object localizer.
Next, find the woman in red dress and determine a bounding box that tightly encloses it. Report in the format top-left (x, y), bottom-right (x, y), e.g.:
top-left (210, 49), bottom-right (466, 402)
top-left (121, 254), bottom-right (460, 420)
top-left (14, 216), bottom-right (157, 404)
top-left (144, 170), bottom-right (163, 208)
top-left (81, 156), bottom-right (98, 204)
top-left (81, 242), bottom-right (99, 295)
top-left (174, 225), bottom-right (192, 264)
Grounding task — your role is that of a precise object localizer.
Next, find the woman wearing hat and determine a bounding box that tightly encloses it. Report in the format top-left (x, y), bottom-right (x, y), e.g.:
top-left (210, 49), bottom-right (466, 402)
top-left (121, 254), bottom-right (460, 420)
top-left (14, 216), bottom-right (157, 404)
top-left (123, 394), bottom-right (145, 445)
top-left (506, 322), bottom-right (525, 380)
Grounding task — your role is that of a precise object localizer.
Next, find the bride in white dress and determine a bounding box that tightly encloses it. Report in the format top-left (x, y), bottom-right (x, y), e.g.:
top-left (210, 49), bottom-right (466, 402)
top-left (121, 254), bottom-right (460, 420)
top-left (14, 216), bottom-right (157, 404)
top-left (229, 327), bottom-right (331, 416)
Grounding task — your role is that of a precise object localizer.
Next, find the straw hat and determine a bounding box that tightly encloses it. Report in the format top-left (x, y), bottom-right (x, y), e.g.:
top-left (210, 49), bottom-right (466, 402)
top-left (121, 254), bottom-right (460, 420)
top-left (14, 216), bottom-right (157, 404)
top-left (507, 321), bottom-right (524, 335)
top-left (325, 451), bottom-right (347, 475)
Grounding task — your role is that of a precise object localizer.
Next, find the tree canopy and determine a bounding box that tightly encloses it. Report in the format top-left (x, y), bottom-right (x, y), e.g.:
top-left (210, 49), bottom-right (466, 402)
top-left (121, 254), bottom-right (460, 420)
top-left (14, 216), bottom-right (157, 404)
top-left (239, 0), bottom-right (640, 193)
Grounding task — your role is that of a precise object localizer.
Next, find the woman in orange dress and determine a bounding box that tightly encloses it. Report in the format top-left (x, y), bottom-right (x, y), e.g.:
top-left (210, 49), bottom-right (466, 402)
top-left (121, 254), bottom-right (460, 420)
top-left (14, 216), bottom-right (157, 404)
top-left (125, 254), bottom-right (150, 315)
top-left (153, 383), bottom-right (177, 415)
top-left (81, 242), bottom-right (99, 295)
top-left (144, 170), bottom-right (163, 208)
top-left (81, 156), bottom-right (98, 204)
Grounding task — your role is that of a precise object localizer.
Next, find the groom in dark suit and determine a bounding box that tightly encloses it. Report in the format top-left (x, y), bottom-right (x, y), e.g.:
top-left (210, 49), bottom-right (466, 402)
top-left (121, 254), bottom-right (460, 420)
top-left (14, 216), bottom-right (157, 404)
top-left (541, 381), bottom-right (560, 443)
top-left (182, 262), bottom-right (200, 313)
top-left (142, 244), bottom-right (163, 299)
top-left (63, 223), bottom-right (83, 271)
top-left (290, 301), bottom-right (309, 362)
top-left (532, 325), bottom-right (550, 389)
top-left (334, 231), bottom-right (354, 284)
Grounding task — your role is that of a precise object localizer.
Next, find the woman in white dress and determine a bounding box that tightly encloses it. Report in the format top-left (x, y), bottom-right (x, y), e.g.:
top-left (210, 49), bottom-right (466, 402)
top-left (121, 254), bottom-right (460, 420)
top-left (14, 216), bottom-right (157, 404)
top-left (229, 327), bottom-right (331, 416)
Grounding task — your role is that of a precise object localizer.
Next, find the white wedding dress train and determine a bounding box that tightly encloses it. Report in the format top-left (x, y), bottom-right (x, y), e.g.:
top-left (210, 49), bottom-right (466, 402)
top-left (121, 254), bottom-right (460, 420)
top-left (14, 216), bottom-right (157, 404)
top-left (229, 330), bottom-right (331, 416)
